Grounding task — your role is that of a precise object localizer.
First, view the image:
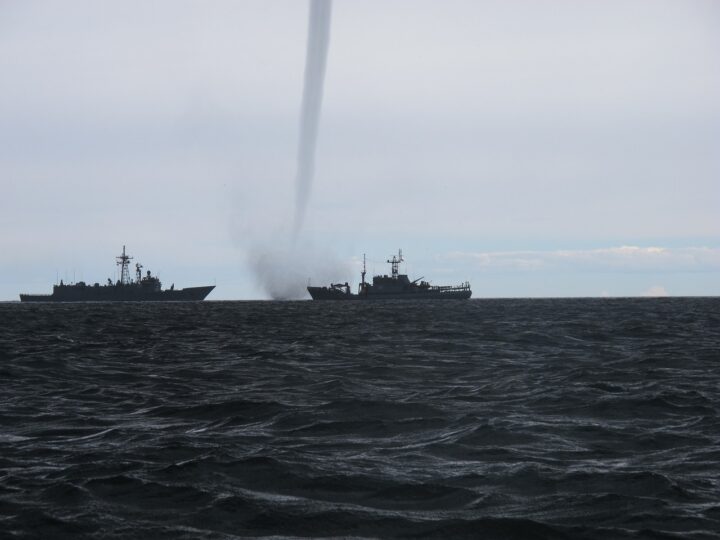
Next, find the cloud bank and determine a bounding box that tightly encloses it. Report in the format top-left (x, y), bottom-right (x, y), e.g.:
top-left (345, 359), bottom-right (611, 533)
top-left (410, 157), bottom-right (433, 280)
top-left (442, 246), bottom-right (720, 273)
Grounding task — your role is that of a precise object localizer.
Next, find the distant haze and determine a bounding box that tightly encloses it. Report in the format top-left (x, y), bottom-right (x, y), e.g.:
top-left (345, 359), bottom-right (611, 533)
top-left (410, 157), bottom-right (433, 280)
top-left (0, 0), bottom-right (718, 299)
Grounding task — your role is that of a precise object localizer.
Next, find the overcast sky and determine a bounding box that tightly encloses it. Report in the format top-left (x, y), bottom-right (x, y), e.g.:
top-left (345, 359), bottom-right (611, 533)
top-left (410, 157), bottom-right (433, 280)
top-left (1, 0), bottom-right (719, 299)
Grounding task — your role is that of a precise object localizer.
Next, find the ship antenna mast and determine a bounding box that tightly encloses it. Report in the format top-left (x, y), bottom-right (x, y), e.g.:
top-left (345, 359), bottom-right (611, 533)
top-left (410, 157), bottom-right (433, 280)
top-left (387, 249), bottom-right (403, 279)
top-left (116, 245), bottom-right (133, 285)
top-left (361, 254), bottom-right (367, 286)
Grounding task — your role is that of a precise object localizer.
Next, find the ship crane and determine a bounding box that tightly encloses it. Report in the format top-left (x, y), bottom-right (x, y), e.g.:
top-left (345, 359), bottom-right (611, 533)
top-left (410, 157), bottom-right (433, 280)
top-left (387, 249), bottom-right (403, 279)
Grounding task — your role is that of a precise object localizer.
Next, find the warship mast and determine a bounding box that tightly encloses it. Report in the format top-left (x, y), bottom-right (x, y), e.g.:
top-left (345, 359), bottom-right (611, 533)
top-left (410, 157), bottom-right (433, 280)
top-left (359, 253), bottom-right (367, 294)
top-left (116, 245), bottom-right (133, 285)
top-left (387, 249), bottom-right (403, 279)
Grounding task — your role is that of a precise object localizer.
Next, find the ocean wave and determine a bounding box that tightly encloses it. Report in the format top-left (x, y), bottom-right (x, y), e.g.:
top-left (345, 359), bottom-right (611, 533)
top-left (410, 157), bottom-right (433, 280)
top-left (1, 298), bottom-right (719, 538)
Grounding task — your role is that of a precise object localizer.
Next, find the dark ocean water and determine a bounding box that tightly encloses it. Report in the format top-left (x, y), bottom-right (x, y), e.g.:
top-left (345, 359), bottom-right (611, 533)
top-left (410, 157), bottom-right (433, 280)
top-left (1, 298), bottom-right (719, 539)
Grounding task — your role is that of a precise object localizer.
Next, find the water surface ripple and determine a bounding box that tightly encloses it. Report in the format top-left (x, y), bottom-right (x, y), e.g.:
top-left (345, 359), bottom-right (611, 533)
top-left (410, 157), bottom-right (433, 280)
top-left (1, 298), bottom-right (719, 539)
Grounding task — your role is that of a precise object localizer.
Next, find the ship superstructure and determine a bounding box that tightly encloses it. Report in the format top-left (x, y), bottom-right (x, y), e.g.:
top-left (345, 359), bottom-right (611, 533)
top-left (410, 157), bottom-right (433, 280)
top-left (19, 246), bottom-right (214, 302)
top-left (308, 250), bottom-right (471, 300)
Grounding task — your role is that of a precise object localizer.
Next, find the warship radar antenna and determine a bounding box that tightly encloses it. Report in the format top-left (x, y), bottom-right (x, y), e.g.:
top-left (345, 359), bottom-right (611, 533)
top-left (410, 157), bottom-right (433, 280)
top-left (116, 245), bottom-right (133, 285)
top-left (387, 249), bottom-right (404, 279)
top-left (359, 253), bottom-right (367, 294)
top-left (135, 262), bottom-right (143, 282)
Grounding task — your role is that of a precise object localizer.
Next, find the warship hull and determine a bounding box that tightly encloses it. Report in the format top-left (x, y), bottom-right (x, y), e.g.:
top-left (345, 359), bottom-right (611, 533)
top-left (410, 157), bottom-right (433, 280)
top-left (308, 250), bottom-right (472, 301)
top-left (20, 246), bottom-right (215, 303)
top-left (20, 286), bottom-right (215, 303)
top-left (308, 286), bottom-right (471, 301)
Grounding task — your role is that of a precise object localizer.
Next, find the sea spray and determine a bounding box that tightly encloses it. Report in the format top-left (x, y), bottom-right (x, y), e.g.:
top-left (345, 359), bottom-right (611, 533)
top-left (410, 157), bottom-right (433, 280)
top-left (248, 242), bottom-right (351, 300)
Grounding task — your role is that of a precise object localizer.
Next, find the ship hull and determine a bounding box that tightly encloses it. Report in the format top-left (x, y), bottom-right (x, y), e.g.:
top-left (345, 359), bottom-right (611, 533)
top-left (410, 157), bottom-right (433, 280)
top-left (308, 286), bottom-right (471, 301)
top-left (20, 286), bottom-right (215, 303)
top-left (308, 250), bottom-right (471, 301)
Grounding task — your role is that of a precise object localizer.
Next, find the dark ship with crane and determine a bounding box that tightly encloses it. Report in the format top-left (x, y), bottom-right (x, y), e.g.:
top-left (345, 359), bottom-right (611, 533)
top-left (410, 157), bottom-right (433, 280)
top-left (19, 246), bottom-right (215, 302)
top-left (307, 250), bottom-right (471, 301)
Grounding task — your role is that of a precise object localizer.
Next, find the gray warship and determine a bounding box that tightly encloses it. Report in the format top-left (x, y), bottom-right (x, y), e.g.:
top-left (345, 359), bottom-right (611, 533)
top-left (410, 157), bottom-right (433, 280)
top-left (19, 246), bottom-right (215, 302)
top-left (308, 250), bottom-right (471, 300)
